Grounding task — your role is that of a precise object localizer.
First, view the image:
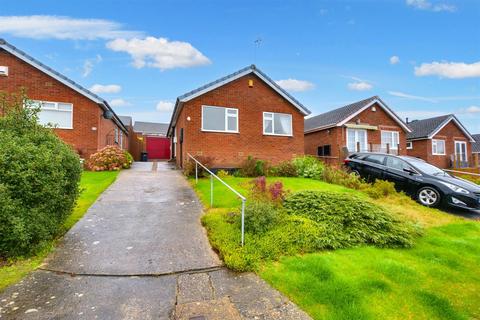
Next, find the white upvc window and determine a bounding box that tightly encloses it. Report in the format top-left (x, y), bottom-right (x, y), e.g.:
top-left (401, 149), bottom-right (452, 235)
top-left (120, 131), bottom-right (124, 149)
top-left (201, 105), bottom-right (238, 133)
top-left (346, 128), bottom-right (367, 152)
top-left (263, 112), bottom-right (292, 136)
top-left (432, 139), bottom-right (446, 155)
top-left (406, 141), bottom-right (413, 150)
top-left (33, 100), bottom-right (73, 129)
top-left (381, 130), bottom-right (400, 149)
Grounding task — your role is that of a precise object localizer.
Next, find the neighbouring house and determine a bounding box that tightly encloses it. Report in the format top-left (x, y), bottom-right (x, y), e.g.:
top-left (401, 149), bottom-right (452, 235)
top-left (0, 39), bottom-right (128, 159)
top-left (304, 96), bottom-right (411, 164)
top-left (473, 134), bottom-right (480, 167)
top-left (406, 114), bottom-right (475, 169)
top-left (167, 64), bottom-right (311, 168)
top-left (119, 115), bottom-right (136, 157)
top-left (133, 121), bottom-right (170, 160)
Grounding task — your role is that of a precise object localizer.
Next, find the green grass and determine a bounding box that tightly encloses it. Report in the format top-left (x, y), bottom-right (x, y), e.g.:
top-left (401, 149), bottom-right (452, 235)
top-left (260, 222), bottom-right (480, 320)
top-left (192, 176), bottom-right (363, 209)
top-left (0, 170), bottom-right (119, 292)
top-left (192, 175), bottom-right (478, 320)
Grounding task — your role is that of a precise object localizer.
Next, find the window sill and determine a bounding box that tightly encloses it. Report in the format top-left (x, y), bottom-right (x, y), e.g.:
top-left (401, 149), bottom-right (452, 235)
top-left (201, 129), bottom-right (239, 134)
top-left (263, 133), bottom-right (293, 137)
top-left (432, 153), bottom-right (446, 156)
top-left (52, 127), bottom-right (74, 130)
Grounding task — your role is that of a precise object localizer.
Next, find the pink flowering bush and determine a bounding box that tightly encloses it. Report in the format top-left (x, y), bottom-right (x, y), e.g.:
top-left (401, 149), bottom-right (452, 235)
top-left (250, 176), bottom-right (286, 204)
top-left (86, 145), bottom-right (133, 171)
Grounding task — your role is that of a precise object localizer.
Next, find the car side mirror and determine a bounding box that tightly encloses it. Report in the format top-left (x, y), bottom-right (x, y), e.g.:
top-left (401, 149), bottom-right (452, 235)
top-left (403, 168), bottom-right (417, 175)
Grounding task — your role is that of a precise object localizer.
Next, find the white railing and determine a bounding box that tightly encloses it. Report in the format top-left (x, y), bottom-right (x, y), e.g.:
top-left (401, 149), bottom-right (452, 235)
top-left (187, 153), bottom-right (247, 246)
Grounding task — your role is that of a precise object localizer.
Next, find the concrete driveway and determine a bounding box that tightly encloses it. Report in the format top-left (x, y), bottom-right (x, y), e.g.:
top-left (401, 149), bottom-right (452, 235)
top-left (0, 162), bottom-right (310, 320)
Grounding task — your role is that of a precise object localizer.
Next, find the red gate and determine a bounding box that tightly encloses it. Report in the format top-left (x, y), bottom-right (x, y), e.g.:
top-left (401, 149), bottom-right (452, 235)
top-left (146, 136), bottom-right (171, 159)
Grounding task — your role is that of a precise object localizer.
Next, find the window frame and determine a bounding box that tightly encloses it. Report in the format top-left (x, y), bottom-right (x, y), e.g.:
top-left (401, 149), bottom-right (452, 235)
top-left (32, 100), bottom-right (74, 130)
top-left (201, 105), bottom-right (239, 133)
top-left (381, 130), bottom-right (400, 150)
top-left (346, 128), bottom-right (368, 152)
top-left (432, 139), bottom-right (446, 155)
top-left (263, 112), bottom-right (293, 137)
top-left (406, 141), bottom-right (413, 150)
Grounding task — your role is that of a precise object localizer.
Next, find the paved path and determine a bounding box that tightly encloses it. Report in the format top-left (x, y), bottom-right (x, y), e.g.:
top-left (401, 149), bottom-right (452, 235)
top-left (0, 162), bottom-right (310, 320)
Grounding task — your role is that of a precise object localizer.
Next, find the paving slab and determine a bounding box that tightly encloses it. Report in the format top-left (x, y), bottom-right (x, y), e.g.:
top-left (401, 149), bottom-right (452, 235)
top-left (0, 270), bottom-right (177, 320)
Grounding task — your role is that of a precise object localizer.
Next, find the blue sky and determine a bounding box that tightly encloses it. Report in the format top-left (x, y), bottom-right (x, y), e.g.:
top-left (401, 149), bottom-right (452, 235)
top-left (1, 0), bottom-right (479, 132)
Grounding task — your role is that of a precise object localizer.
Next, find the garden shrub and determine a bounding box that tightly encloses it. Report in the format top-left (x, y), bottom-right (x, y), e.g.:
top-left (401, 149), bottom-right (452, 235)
top-left (183, 155), bottom-right (214, 177)
top-left (86, 145), bottom-right (132, 171)
top-left (365, 180), bottom-right (398, 199)
top-left (249, 176), bottom-right (286, 203)
top-left (273, 161), bottom-right (298, 177)
top-left (284, 191), bottom-right (419, 248)
top-left (292, 156), bottom-right (324, 179)
top-left (0, 93), bottom-right (82, 257)
top-left (321, 165), bottom-right (366, 190)
top-left (239, 156), bottom-right (268, 177)
top-left (216, 169), bottom-right (230, 179)
top-left (244, 200), bottom-right (279, 234)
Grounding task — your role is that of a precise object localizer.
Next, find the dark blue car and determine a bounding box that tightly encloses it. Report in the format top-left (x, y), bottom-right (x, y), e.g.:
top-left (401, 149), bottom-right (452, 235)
top-left (344, 152), bottom-right (480, 209)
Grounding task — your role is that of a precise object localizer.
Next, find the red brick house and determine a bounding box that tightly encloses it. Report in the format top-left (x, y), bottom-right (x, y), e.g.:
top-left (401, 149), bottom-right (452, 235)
top-left (473, 134), bottom-right (480, 167)
top-left (304, 96), bottom-right (411, 164)
top-left (406, 114), bottom-right (475, 169)
top-left (167, 65), bottom-right (311, 168)
top-left (0, 39), bottom-right (128, 159)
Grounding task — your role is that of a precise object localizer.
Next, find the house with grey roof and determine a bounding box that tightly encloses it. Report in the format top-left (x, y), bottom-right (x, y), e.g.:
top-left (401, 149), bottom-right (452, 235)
top-left (304, 96), bottom-right (410, 163)
top-left (0, 39), bottom-right (128, 158)
top-left (134, 121), bottom-right (169, 136)
top-left (167, 64), bottom-right (311, 168)
top-left (406, 114), bottom-right (475, 168)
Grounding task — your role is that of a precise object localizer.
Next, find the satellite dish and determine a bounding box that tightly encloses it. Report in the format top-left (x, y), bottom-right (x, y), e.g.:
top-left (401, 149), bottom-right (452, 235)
top-left (103, 110), bottom-right (114, 119)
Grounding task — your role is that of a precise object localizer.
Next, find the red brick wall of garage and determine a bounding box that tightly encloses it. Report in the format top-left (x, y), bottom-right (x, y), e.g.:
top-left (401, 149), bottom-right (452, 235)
top-left (407, 120), bottom-right (473, 169)
top-left (174, 74), bottom-right (306, 168)
top-left (0, 49), bottom-right (124, 159)
top-left (305, 102), bottom-right (408, 164)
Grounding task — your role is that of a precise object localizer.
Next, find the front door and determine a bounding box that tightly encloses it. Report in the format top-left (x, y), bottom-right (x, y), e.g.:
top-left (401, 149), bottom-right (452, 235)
top-left (454, 141), bottom-right (468, 166)
top-left (347, 128), bottom-right (367, 152)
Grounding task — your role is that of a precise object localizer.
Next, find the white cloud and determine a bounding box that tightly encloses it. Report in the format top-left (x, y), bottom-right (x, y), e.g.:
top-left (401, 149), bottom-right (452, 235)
top-left (465, 106), bottom-right (480, 114)
top-left (275, 79), bottom-right (315, 92)
top-left (82, 54), bottom-right (102, 77)
top-left (406, 0), bottom-right (456, 12)
top-left (348, 81), bottom-right (373, 91)
top-left (106, 37), bottom-right (211, 70)
top-left (390, 55), bottom-right (400, 65)
top-left (156, 100), bottom-right (175, 112)
top-left (0, 15), bottom-right (142, 40)
top-left (415, 61), bottom-right (480, 79)
top-left (89, 84), bottom-right (122, 94)
top-left (109, 99), bottom-right (131, 107)
top-left (388, 91), bottom-right (437, 102)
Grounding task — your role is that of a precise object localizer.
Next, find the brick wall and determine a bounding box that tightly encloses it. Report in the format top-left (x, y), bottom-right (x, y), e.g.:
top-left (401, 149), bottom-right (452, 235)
top-left (174, 74), bottom-right (305, 168)
top-left (305, 102), bottom-right (407, 163)
top-left (407, 120), bottom-right (473, 169)
top-left (0, 49), bottom-right (124, 159)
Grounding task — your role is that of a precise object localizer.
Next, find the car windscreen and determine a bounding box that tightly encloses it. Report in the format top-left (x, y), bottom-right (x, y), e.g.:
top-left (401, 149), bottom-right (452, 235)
top-left (408, 160), bottom-right (448, 176)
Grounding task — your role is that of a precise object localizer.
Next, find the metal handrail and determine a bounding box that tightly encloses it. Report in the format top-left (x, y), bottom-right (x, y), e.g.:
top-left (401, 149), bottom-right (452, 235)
top-left (187, 153), bottom-right (247, 246)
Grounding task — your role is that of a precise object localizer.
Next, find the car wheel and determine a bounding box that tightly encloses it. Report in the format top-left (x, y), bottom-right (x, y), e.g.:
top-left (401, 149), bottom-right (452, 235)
top-left (350, 169), bottom-right (361, 177)
top-left (417, 187), bottom-right (441, 207)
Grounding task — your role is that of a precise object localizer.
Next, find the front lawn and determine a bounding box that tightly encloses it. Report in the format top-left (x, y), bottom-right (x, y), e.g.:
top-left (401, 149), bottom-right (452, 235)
top-left (192, 176), bottom-right (479, 320)
top-left (0, 170), bottom-right (119, 292)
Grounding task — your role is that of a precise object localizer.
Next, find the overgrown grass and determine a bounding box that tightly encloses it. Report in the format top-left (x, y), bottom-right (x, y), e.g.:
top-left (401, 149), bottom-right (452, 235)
top-left (260, 222), bottom-right (480, 320)
top-left (192, 176), bottom-right (477, 319)
top-left (0, 170), bottom-right (119, 292)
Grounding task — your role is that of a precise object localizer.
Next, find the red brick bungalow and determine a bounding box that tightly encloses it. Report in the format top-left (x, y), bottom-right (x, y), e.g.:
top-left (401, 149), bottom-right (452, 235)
top-left (473, 134), bottom-right (480, 167)
top-left (0, 39), bottom-right (128, 159)
top-left (304, 96), bottom-right (411, 164)
top-left (406, 114), bottom-right (475, 169)
top-left (167, 65), bottom-right (311, 168)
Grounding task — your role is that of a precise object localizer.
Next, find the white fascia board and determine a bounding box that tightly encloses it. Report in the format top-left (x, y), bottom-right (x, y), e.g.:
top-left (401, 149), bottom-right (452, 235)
top-left (0, 44), bottom-right (103, 105)
top-left (428, 116), bottom-right (475, 142)
top-left (337, 99), bottom-right (411, 133)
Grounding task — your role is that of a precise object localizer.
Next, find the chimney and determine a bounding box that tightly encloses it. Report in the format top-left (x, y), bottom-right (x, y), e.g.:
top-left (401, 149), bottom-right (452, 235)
top-left (406, 117), bottom-right (409, 124)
